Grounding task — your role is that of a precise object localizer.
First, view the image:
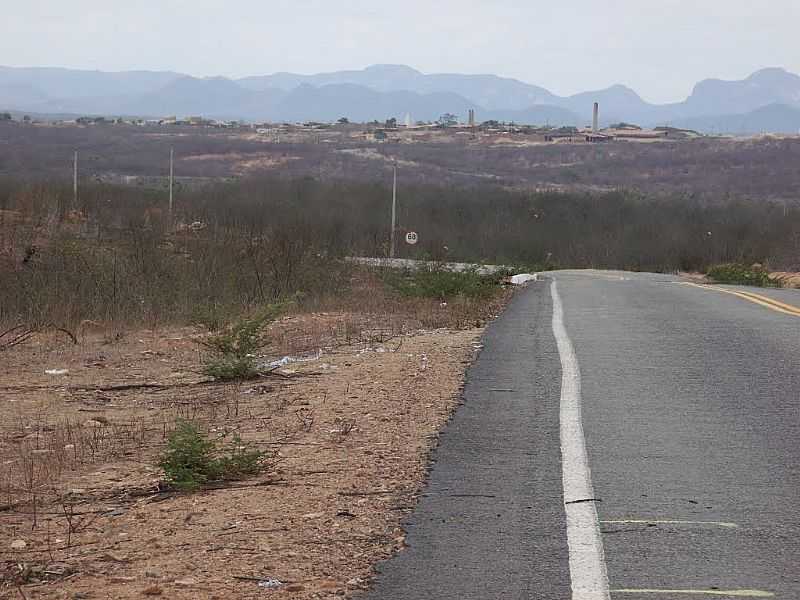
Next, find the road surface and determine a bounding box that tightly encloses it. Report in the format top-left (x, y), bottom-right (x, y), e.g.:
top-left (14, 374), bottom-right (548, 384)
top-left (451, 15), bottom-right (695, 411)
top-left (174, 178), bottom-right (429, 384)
top-left (361, 271), bottom-right (800, 600)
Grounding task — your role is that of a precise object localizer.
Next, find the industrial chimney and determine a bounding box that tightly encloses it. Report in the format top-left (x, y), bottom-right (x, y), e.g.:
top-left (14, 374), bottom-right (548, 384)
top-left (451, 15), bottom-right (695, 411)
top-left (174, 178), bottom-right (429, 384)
top-left (592, 102), bottom-right (599, 133)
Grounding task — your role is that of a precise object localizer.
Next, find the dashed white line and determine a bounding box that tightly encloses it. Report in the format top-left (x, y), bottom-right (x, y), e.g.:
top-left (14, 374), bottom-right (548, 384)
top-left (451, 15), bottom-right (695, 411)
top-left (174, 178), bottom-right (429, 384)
top-left (601, 519), bottom-right (738, 529)
top-left (551, 279), bottom-right (611, 600)
top-left (612, 590), bottom-right (774, 597)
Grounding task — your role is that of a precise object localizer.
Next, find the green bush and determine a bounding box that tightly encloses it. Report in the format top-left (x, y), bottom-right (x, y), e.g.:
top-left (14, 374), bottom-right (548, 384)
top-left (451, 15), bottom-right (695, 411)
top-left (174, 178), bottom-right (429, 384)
top-left (199, 303), bottom-right (286, 380)
top-left (214, 435), bottom-right (265, 480)
top-left (382, 266), bottom-right (506, 302)
top-left (158, 420), bottom-right (267, 491)
top-left (706, 263), bottom-right (776, 287)
top-left (201, 354), bottom-right (260, 381)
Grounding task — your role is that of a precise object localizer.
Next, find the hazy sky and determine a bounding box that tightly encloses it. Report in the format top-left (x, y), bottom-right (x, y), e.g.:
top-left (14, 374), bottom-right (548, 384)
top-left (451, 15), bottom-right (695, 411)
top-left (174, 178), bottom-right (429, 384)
top-left (3, 0), bottom-right (799, 103)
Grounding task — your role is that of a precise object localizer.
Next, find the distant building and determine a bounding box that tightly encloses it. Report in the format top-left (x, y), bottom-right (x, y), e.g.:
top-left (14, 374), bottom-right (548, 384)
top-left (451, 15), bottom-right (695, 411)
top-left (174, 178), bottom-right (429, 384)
top-left (585, 132), bottom-right (612, 143)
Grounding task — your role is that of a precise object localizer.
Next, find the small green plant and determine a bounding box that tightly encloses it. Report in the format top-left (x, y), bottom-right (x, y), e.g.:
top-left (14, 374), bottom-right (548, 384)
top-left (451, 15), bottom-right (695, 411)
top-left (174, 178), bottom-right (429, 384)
top-left (198, 303), bottom-right (286, 380)
top-left (214, 434), bottom-right (265, 480)
top-left (158, 420), bottom-right (217, 491)
top-left (158, 420), bottom-right (267, 491)
top-left (382, 266), bottom-right (505, 302)
top-left (706, 263), bottom-right (777, 287)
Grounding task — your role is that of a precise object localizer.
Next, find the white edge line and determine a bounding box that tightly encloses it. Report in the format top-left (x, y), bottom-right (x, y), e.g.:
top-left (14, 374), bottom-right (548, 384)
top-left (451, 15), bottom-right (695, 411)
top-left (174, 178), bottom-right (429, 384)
top-left (551, 279), bottom-right (611, 600)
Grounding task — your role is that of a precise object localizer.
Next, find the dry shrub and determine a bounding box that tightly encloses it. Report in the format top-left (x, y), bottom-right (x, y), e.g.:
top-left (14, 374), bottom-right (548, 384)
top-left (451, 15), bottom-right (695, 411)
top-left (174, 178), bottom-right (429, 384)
top-left (2, 175), bottom-right (798, 333)
top-left (0, 418), bottom-right (149, 513)
top-left (274, 267), bottom-right (508, 353)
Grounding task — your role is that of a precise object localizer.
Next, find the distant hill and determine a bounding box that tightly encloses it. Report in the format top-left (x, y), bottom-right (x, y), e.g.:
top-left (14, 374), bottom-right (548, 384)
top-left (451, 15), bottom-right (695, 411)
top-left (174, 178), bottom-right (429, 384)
top-left (557, 85), bottom-right (655, 124)
top-left (2, 64), bottom-right (800, 132)
top-left (0, 66), bottom-right (181, 100)
top-left (267, 83), bottom-right (475, 123)
top-left (121, 76), bottom-right (279, 119)
top-left (673, 103), bottom-right (800, 135)
top-left (239, 64), bottom-right (558, 111)
top-left (681, 68), bottom-right (800, 118)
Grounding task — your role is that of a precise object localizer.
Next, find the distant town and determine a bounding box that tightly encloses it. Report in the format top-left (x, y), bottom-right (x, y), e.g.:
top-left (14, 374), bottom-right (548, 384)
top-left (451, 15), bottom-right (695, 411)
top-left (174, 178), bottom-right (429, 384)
top-left (0, 107), bottom-right (704, 145)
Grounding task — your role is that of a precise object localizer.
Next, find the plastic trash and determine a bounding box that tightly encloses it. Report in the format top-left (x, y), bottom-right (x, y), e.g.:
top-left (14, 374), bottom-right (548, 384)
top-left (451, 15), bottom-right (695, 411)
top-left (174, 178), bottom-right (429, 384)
top-left (263, 350), bottom-right (321, 370)
top-left (509, 273), bottom-right (538, 285)
top-left (257, 579), bottom-right (284, 589)
top-left (45, 369), bottom-right (69, 375)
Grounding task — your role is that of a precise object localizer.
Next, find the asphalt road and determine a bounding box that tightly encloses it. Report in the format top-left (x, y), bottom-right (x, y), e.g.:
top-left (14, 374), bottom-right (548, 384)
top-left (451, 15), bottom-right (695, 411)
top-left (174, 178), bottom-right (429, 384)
top-left (362, 271), bottom-right (800, 600)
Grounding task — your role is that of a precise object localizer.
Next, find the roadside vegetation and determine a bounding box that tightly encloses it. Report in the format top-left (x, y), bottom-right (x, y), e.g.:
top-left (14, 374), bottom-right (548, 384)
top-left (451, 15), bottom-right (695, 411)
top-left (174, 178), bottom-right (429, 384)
top-left (1, 175), bottom-right (798, 334)
top-left (2, 135), bottom-right (800, 595)
top-left (198, 304), bottom-right (286, 380)
top-left (0, 175), bottom-right (516, 590)
top-left (3, 122), bottom-right (800, 200)
top-left (159, 420), bottom-right (270, 491)
top-left (706, 263), bottom-right (779, 287)
top-left (382, 266), bottom-right (510, 302)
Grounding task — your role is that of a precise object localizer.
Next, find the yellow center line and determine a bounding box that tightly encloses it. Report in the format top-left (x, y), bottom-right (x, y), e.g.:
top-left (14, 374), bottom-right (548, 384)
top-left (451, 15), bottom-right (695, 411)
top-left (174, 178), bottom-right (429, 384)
top-left (732, 288), bottom-right (800, 314)
top-left (682, 282), bottom-right (800, 317)
top-left (612, 590), bottom-right (774, 597)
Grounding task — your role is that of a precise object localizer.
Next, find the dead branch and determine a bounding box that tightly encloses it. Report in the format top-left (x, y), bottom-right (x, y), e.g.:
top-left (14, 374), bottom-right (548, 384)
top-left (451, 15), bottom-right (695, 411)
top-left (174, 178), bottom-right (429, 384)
top-left (0, 323), bottom-right (77, 352)
top-left (338, 490), bottom-right (395, 497)
top-left (202, 479), bottom-right (286, 492)
top-left (207, 546), bottom-right (259, 553)
top-left (0, 325), bottom-right (35, 351)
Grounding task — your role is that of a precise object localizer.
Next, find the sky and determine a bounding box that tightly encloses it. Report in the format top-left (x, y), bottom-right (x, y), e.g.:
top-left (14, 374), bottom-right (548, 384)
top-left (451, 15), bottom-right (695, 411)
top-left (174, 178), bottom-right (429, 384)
top-left (3, 0), bottom-right (799, 103)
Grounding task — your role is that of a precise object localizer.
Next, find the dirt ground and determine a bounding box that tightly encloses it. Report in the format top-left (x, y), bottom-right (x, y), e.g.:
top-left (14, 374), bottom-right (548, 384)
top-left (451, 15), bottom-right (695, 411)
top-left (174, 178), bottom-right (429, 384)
top-left (771, 271), bottom-right (800, 288)
top-left (0, 315), bottom-right (486, 599)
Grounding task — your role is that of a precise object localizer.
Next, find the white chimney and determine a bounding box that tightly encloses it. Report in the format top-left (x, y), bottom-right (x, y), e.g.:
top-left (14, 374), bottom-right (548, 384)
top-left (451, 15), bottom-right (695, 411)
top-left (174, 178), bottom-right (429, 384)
top-left (592, 102), bottom-right (599, 133)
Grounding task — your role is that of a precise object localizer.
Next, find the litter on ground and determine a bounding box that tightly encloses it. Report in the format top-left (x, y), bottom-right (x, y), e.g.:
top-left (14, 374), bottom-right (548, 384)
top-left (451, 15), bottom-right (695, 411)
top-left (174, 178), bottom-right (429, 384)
top-left (263, 350), bottom-right (322, 370)
top-left (509, 273), bottom-right (539, 285)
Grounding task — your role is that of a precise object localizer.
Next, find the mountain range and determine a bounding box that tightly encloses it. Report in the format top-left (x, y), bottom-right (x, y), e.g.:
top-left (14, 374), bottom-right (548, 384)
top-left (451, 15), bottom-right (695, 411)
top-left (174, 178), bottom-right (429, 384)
top-left (2, 64), bottom-right (800, 133)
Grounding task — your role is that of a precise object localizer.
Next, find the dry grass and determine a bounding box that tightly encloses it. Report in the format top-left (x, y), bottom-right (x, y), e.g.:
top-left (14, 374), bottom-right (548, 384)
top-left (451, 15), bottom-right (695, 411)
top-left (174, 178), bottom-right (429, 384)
top-left (771, 271), bottom-right (800, 288)
top-left (0, 371), bottom-right (301, 590)
top-left (0, 315), bottom-right (488, 598)
top-left (0, 174), bottom-right (514, 597)
top-left (0, 268), bottom-right (510, 598)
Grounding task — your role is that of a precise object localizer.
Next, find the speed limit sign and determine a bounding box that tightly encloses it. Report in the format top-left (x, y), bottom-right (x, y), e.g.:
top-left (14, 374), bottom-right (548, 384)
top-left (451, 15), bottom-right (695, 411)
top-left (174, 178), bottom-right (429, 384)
top-left (405, 231), bottom-right (419, 245)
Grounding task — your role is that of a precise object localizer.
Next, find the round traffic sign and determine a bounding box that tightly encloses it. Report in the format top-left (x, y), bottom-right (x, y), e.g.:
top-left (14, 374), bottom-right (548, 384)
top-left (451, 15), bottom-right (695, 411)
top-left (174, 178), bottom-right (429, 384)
top-left (405, 231), bottom-right (419, 245)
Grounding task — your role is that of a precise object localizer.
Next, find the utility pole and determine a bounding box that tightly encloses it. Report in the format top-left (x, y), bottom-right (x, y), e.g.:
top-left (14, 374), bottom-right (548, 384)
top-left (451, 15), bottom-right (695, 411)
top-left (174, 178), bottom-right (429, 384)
top-left (390, 159), bottom-right (397, 258)
top-left (169, 147), bottom-right (174, 221)
top-left (73, 150), bottom-right (78, 207)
